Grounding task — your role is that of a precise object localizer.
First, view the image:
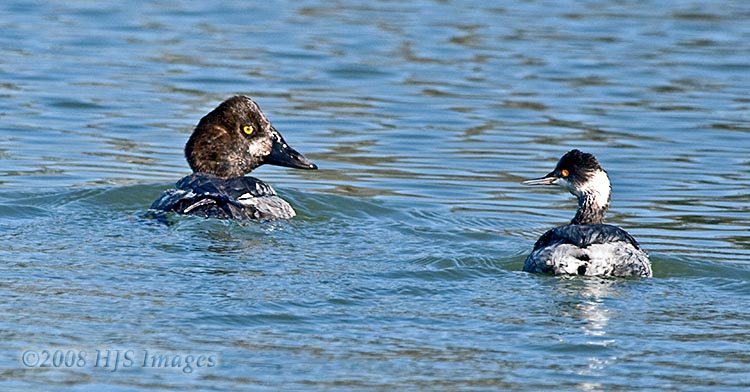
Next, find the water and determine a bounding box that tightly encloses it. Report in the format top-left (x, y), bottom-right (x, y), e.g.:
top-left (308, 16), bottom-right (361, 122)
top-left (2, 0), bottom-right (750, 390)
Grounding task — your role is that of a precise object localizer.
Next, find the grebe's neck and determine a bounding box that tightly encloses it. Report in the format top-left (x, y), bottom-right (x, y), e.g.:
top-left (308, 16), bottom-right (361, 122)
top-left (570, 170), bottom-right (611, 225)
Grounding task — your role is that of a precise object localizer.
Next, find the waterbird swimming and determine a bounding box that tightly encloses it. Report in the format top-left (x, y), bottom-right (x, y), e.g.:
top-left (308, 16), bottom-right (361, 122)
top-left (150, 96), bottom-right (317, 220)
top-left (521, 149), bottom-right (652, 277)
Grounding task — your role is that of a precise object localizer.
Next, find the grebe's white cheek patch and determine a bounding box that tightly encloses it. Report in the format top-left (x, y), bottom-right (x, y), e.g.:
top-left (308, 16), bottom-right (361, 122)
top-left (582, 171), bottom-right (611, 208)
top-left (557, 177), bottom-right (576, 193)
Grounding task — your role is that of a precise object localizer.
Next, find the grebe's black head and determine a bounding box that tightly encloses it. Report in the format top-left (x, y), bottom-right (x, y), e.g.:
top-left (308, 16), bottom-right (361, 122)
top-left (522, 149), bottom-right (607, 194)
top-left (522, 149), bottom-right (611, 224)
top-left (185, 96), bottom-right (317, 178)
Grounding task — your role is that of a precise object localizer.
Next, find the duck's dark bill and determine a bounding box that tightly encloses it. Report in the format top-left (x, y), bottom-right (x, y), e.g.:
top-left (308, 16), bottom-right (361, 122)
top-left (521, 175), bottom-right (557, 185)
top-left (266, 138), bottom-right (318, 170)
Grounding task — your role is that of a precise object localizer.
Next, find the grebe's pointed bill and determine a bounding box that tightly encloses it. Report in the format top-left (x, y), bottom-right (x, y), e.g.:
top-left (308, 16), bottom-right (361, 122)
top-left (521, 174), bottom-right (558, 186)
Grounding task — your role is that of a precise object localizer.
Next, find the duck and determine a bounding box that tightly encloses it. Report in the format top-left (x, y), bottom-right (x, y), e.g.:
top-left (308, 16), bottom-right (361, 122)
top-left (521, 149), bottom-right (652, 277)
top-left (150, 95), bottom-right (317, 220)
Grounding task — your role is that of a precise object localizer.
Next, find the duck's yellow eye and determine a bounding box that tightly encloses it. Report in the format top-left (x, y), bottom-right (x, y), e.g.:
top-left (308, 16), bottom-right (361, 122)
top-left (242, 125), bottom-right (254, 135)
top-left (561, 169), bottom-right (569, 177)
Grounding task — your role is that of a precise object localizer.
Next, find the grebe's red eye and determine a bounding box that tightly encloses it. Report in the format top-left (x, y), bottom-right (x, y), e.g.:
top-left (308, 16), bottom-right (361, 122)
top-left (560, 169), bottom-right (569, 177)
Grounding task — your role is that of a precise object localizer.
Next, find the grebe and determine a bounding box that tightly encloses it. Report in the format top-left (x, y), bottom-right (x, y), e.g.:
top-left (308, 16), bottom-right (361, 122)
top-left (151, 96), bottom-right (317, 220)
top-left (521, 149), bottom-right (652, 277)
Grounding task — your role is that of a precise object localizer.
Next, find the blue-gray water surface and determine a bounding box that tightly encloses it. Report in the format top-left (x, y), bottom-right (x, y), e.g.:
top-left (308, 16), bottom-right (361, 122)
top-left (2, 1), bottom-right (750, 390)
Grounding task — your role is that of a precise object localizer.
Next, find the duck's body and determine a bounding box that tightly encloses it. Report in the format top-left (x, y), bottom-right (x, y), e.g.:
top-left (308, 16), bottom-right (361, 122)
top-left (150, 173), bottom-right (296, 220)
top-left (151, 96), bottom-right (317, 221)
top-left (522, 149), bottom-right (651, 278)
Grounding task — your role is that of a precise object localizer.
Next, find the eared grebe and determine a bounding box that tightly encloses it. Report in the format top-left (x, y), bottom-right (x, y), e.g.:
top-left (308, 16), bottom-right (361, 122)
top-left (521, 149), bottom-right (652, 277)
top-left (150, 96), bottom-right (317, 220)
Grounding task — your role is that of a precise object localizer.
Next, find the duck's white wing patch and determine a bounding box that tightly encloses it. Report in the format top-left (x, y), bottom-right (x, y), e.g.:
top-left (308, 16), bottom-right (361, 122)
top-left (237, 193), bottom-right (296, 219)
top-left (150, 188), bottom-right (193, 210)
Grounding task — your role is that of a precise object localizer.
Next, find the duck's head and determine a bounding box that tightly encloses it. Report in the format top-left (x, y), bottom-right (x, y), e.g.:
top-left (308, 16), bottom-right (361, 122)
top-left (521, 149), bottom-right (610, 205)
top-left (185, 96), bottom-right (317, 178)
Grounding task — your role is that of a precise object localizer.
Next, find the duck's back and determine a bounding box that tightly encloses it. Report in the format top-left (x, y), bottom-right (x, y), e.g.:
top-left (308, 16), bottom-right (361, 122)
top-left (150, 173), bottom-right (296, 220)
top-left (524, 224), bottom-right (652, 277)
